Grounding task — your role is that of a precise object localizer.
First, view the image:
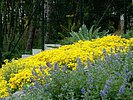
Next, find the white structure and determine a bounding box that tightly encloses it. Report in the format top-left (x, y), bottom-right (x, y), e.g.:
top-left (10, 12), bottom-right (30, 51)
top-left (22, 54), bottom-right (31, 58)
top-left (32, 49), bottom-right (42, 55)
top-left (120, 14), bottom-right (124, 30)
top-left (22, 44), bottom-right (61, 58)
top-left (45, 44), bottom-right (61, 50)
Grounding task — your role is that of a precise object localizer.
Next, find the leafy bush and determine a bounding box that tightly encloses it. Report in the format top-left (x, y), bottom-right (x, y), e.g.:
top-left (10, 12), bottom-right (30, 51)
top-left (61, 24), bottom-right (109, 45)
top-left (121, 30), bottom-right (133, 39)
top-left (17, 51), bottom-right (133, 100)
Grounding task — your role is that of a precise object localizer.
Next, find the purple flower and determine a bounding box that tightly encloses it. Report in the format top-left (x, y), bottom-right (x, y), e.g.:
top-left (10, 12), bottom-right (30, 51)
top-left (40, 66), bottom-right (43, 72)
top-left (39, 66), bottom-right (44, 74)
top-left (102, 49), bottom-right (106, 54)
top-left (98, 62), bottom-right (103, 69)
top-left (62, 65), bottom-right (67, 72)
top-left (100, 90), bottom-right (108, 97)
top-left (34, 81), bottom-right (41, 89)
top-left (109, 54), bottom-right (113, 61)
top-left (77, 58), bottom-right (82, 66)
top-left (30, 77), bottom-right (35, 82)
top-left (119, 85), bottom-right (126, 95)
top-left (116, 72), bottom-right (121, 76)
top-left (104, 84), bottom-right (109, 90)
top-left (32, 70), bottom-right (38, 76)
top-left (100, 79), bottom-right (112, 97)
top-left (115, 54), bottom-right (119, 59)
top-left (89, 85), bottom-right (93, 89)
top-left (125, 69), bottom-right (131, 79)
top-left (106, 79), bottom-right (112, 86)
top-left (87, 58), bottom-right (91, 67)
top-left (46, 62), bottom-right (52, 68)
top-left (125, 73), bottom-right (131, 79)
top-left (54, 62), bottom-right (59, 71)
top-left (29, 86), bottom-right (34, 91)
top-left (45, 84), bottom-right (50, 89)
top-left (81, 88), bottom-right (86, 94)
top-left (88, 74), bottom-right (93, 83)
top-left (126, 69), bottom-right (129, 73)
top-left (88, 76), bottom-right (93, 83)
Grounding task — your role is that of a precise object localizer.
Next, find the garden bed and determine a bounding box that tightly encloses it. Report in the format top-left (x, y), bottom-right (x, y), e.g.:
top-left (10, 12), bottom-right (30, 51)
top-left (0, 35), bottom-right (133, 99)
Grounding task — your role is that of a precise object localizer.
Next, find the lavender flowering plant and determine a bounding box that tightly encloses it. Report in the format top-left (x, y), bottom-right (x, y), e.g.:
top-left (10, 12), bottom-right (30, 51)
top-left (16, 51), bottom-right (133, 100)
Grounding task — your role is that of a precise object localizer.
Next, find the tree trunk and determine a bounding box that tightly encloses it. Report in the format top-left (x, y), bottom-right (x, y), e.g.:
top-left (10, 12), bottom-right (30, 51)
top-left (25, 23), bottom-right (36, 51)
top-left (0, 13), bottom-right (3, 67)
top-left (45, 0), bottom-right (51, 43)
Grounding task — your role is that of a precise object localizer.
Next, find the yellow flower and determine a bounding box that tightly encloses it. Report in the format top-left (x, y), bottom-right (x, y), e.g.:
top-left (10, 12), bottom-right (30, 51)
top-left (0, 35), bottom-right (133, 97)
top-left (0, 70), bottom-right (9, 97)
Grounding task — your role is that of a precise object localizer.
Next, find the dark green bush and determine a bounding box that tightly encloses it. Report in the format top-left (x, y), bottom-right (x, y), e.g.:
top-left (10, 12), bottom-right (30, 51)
top-left (15, 51), bottom-right (133, 100)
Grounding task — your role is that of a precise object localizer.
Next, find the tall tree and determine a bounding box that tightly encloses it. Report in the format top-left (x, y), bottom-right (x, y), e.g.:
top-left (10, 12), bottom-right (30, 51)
top-left (0, 7), bottom-right (3, 67)
top-left (0, 0), bottom-right (4, 66)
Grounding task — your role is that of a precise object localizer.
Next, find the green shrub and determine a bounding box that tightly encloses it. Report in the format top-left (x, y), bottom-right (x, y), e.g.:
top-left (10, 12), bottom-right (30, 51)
top-left (60, 24), bottom-right (109, 45)
top-left (11, 51), bottom-right (133, 100)
top-left (121, 30), bottom-right (133, 39)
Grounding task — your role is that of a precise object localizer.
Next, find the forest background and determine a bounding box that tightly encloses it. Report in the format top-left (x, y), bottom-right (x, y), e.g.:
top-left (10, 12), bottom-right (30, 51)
top-left (0, 0), bottom-right (133, 63)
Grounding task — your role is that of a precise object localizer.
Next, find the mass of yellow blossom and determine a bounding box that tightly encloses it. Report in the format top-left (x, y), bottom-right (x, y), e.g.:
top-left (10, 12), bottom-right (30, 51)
top-left (0, 35), bottom-right (133, 97)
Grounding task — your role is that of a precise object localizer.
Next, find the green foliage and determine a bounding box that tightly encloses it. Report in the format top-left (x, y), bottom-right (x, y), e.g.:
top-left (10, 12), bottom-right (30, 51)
top-left (0, 0), bottom-right (4, 10)
top-left (61, 24), bottom-right (109, 44)
top-left (1, 0), bottom-right (133, 59)
top-left (15, 51), bottom-right (133, 100)
top-left (121, 30), bottom-right (133, 39)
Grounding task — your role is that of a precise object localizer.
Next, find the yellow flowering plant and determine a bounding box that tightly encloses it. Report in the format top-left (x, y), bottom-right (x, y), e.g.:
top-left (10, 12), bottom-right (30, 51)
top-left (8, 69), bottom-right (32, 92)
top-left (0, 35), bottom-right (133, 97)
top-left (0, 69), bottom-right (9, 98)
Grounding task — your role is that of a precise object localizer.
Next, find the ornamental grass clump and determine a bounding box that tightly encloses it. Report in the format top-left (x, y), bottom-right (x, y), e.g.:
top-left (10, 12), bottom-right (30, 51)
top-left (0, 35), bottom-right (133, 97)
top-left (16, 51), bottom-right (133, 100)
